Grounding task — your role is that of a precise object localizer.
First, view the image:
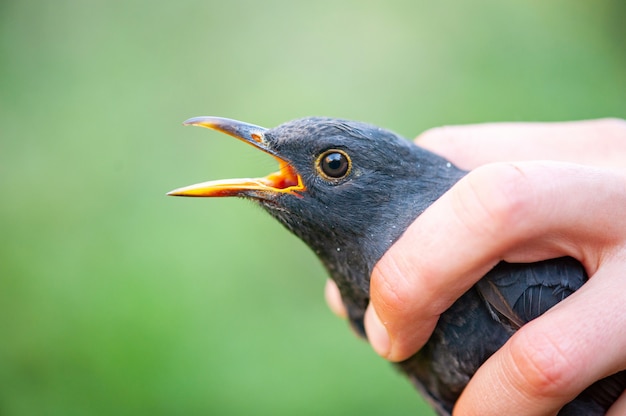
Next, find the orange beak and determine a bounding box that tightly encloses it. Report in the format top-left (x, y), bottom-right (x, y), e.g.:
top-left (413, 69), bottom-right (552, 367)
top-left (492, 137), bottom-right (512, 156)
top-left (167, 116), bottom-right (305, 198)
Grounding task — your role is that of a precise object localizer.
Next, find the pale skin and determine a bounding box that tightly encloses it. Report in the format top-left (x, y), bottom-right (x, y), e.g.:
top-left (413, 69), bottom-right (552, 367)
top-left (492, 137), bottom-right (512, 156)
top-left (324, 118), bottom-right (626, 415)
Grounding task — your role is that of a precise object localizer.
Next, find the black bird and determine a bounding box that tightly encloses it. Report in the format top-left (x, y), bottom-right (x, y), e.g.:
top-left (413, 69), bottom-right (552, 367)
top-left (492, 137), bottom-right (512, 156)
top-left (168, 116), bottom-right (625, 415)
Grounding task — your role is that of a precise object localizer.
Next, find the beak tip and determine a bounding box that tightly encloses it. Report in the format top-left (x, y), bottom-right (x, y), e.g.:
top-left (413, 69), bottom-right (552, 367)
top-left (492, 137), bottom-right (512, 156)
top-left (182, 118), bottom-right (199, 126)
top-left (182, 116), bottom-right (221, 127)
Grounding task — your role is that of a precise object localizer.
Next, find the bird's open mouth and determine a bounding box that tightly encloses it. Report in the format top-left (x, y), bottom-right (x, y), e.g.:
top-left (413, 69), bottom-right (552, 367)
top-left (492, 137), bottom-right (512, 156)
top-left (167, 116), bottom-right (305, 198)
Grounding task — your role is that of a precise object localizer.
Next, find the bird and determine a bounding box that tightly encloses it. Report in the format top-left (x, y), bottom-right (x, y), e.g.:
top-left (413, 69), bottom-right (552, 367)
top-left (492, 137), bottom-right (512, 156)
top-left (168, 116), bottom-right (626, 415)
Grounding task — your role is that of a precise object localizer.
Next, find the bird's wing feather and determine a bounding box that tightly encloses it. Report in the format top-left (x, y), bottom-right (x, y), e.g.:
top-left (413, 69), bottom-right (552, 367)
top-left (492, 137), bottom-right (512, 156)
top-left (477, 257), bottom-right (626, 412)
top-left (475, 279), bottom-right (525, 330)
top-left (477, 257), bottom-right (585, 329)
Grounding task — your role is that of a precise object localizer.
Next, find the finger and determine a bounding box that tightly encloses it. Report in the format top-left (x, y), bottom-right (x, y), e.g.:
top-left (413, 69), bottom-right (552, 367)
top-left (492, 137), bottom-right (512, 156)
top-left (368, 162), bottom-right (626, 361)
top-left (415, 118), bottom-right (626, 170)
top-left (607, 390), bottom-right (626, 416)
top-left (454, 260), bottom-right (626, 416)
top-left (324, 279), bottom-right (347, 319)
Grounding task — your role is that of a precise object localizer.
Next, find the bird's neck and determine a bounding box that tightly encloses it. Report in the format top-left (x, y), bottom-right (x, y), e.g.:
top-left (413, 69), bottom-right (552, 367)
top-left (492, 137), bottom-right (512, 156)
top-left (318, 159), bottom-right (467, 331)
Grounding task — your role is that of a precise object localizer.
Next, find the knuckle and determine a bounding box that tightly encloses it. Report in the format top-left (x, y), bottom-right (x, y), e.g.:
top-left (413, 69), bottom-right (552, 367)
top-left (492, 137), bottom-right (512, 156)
top-left (507, 327), bottom-right (578, 398)
top-left (371, 255), bottom-right (414, 313)
top-left (455, 163), bottom-right (534, 239)
top-left (371, 252), bottom-right (442, 326)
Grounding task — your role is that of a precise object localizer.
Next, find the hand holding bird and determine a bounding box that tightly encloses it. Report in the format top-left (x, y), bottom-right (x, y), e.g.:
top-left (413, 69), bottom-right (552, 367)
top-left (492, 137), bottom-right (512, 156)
top-left (329, 118), bottom-right (626, 415)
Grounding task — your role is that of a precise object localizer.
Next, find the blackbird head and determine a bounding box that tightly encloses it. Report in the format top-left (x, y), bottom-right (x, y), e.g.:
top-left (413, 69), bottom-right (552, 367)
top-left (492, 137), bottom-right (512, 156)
top-left (169, 116), bottom-right (465, 330)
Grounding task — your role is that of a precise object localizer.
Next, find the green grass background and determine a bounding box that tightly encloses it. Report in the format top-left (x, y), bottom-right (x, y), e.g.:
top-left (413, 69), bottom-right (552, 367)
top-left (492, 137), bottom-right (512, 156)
top-left (1, 1), bottom-right (624, 415)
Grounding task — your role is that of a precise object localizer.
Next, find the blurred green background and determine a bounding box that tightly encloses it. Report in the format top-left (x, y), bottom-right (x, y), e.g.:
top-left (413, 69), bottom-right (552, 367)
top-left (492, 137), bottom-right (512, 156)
top-left (1, 1), bottom-right (624, 415)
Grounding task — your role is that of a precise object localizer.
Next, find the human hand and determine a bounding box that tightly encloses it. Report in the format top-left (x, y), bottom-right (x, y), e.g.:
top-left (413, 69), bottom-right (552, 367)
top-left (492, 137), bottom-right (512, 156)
top-left (326, 118), bottom-right (626, 415)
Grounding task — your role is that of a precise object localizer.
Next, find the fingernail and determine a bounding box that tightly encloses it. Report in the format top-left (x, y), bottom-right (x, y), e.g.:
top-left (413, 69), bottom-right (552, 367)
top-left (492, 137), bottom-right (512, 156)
top-left (364, 305), bottom-right (390, 358)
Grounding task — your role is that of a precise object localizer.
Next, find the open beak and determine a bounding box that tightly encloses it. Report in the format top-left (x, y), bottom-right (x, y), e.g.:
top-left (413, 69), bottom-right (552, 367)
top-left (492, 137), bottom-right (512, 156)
top-left (167, 116), bottom-right (305, 198)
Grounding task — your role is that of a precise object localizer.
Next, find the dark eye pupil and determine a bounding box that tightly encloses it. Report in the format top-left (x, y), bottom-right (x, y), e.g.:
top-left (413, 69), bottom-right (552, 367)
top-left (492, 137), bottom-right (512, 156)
top-left (321, 152), bottom-right (349, 178)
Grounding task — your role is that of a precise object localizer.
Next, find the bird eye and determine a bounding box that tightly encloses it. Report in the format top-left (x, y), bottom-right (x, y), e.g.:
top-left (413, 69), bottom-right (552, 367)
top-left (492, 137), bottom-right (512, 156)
top-left (317, 150), bottom-right (351, 181)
